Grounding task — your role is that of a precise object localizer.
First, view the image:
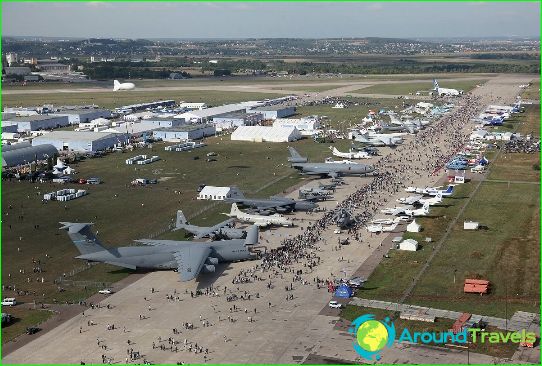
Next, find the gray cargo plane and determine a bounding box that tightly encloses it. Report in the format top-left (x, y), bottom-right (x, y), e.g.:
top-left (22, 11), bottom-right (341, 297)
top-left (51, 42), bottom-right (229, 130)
top-left (61, 222), bottom-right (260, 281)
top-left (288, 147), bottom-right (375, 178)
top-left (225, 191), bottom-right (317, 213)
top-left (173, 210), bottom-right (246, 239)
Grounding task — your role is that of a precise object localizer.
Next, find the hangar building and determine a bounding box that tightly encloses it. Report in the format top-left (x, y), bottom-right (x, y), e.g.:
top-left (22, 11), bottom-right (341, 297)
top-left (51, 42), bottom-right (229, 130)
top-left (153, 124), bottom-right (216, 142)
top-left (52, 109), bottom-right (112, 124)
top-left (230, 126), bottom-right (301, 143)
top-left (2, 115), bottom-right (70, 132)
top-left (32, 131), bottom-right (129, 152)
top-left (2, 143), bottom-right (58, 168)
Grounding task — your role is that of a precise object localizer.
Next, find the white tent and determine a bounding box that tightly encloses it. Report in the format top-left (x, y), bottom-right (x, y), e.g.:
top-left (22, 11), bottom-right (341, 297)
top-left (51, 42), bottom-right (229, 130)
top-left (406, 220), bottom-right (421, 233)
top-left (231, 126), bottom-right (301, 143)
top-left (399, 239), bottom-right (419, 251)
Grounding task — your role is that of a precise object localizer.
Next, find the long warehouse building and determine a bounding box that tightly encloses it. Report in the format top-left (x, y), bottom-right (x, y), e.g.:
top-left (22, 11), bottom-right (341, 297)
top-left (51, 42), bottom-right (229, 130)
top-left (32, 131), bottom-right (129, 152)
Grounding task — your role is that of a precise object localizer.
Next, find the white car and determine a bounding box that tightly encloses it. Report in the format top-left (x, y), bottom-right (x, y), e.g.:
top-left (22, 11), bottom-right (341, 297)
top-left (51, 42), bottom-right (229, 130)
top-left (328, 301), bottom-right (342, 309)
top-left (333, 229), bottom-right (342, 234)
top-left (98, 289), bottom-right (113, 295)
top-left (1, 298), bottom-right (17, 306)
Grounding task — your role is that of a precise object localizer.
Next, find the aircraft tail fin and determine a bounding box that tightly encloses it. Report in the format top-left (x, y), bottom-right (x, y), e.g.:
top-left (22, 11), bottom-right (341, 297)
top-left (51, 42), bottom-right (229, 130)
top-left (59, 222), bottom-right (107, 255)
top-left (446, 185), bottom-right (454, 194)
top-left (287, 147), bottom-right (308, 163)
top-left (230, 203), bottom-right (241, 216)
top-left (244, 225), bottom-right (259, 246)
top-left (113, 80), bottom-right (121, 91)
top-left (175, 210), bottom-right (188, 230)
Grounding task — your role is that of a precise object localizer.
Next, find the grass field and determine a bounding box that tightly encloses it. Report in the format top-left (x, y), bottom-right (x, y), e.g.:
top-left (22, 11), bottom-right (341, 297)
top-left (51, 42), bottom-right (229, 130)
top-left (1, 307), bottom-right (54, 343)
top-left (1, 90), bottom-right (283, 109)
top-left (358, 183), bottom-right (476, 303)
top-left (520, 80), bottom-right (540, 101)
top-left (295, 98), bottom-right (404, 129)
top-left (353, 79), bottom-right (487, 96)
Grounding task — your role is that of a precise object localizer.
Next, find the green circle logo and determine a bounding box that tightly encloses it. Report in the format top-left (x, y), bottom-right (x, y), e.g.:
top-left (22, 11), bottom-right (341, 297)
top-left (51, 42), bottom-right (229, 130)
top-left (356, 320), bottom-right (389, 352)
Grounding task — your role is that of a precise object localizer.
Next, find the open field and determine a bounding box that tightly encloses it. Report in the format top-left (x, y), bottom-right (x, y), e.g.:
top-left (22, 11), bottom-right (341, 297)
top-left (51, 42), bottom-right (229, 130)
top-left (521, 80), bottom-right (540, 101)
top-left (1, 307), bottom-right (54, 344)
top-left (515, 104), bottom-right (540, 135)
top-left (353, 79), bottom-right (487, 95)
top-left (341, 305), bottom-right (518, 359)
top-left (1, 90), bottom-right (283, 109)
top-left (295, 98), bottom-right (404, 128)
top-left (358, 183), bottom-right (476, 303)
top-left (408, 181), bottom-right (540, 317)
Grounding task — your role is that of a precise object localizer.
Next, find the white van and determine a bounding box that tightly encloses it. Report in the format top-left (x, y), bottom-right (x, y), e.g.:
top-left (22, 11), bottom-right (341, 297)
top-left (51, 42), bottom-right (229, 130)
top-left (1, 298), bottom-right (17, 306)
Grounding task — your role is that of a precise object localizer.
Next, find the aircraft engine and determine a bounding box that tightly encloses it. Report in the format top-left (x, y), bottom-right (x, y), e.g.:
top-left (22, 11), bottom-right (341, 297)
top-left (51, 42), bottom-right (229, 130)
top-left (206, 257), bottom-right (219, 265)
top-left (202, 264), bottom-right (216, 273)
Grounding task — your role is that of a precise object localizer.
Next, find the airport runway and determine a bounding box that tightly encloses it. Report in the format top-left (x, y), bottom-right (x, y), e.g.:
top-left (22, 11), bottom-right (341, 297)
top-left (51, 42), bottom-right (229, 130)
top-left (1, 76), bottom-right (490, 96)
top-left (2, 74), bottom-right (536, 364)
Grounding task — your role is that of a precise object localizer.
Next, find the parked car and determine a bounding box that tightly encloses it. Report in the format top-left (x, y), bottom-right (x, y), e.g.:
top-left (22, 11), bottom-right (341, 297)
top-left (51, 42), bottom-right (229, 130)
top-left (328, 301), bottom-right (342, 309)
top-left (26, 327), bottom-right (41, 335)
top-left (1, 298), bottom-right (17, 306)
top-left (86, 177), bottom-right (101, 185)
top-left (98, 289), bottom-right (114, 295)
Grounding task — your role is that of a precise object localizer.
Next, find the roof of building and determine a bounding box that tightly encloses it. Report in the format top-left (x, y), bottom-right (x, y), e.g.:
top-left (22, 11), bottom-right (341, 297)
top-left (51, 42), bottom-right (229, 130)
top-left (231, 126), bottom-right (301, 142)
top-left (177, 102), bottom-right (260, 120)
top-left (2, 141), bottom-right (32, 152)
top-left (251, 105), bottom-right (295, 111)
top-left (198, 186), bottom-right (231, 196)
top-left (213, 112), bottom-right (259, 120)
top-left (155, 124), bottom-right (214, 133)
top-left (32, 131), bottom-right (126, 142)
top-left (2, 144), bottom-right (58, 167)
top-left (4, 115), bottom-right (69, 122)
top-left (53, 109), bottom-right (110, 115)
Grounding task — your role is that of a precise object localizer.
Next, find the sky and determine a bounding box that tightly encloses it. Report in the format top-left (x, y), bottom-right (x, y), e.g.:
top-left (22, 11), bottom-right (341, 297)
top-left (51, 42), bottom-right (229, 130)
top-left (2, 1), bottom-right (540, 39)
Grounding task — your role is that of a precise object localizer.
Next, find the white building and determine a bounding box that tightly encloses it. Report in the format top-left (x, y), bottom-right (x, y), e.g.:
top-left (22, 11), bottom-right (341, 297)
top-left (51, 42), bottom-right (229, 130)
top-left (231, 126), bottom-right (301, 143)
top-left (273, 116), bottom-right (321, 136)
top-left (197, 186), bottom-right (243, 201)
top-left (399, 239), bottom-right (419, 251)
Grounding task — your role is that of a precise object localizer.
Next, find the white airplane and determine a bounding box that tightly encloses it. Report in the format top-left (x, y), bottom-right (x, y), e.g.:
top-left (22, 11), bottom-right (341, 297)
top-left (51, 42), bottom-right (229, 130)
top-left (418, 192), bottom-right (443, 206)
top-left (404, 186), bottom-right (442, 195)
top-left (426, 185), bottom-right (454, 197)
top-left (403, 202), bottom-right (430, 217)
top-left (367, 222), bottom-right (399, 233)
top-left (433, 79), bottom-right (463, 97)
top-left (380, 206), bottom-right (409, 216)
top-left (329, 146), bottom-right (370, 160)
top-left (226, 203), bottom-right (293, 227)
top-left (397, 195), bottom-right (424, 205)
top-left (113, 80), bottom-right (135, 91)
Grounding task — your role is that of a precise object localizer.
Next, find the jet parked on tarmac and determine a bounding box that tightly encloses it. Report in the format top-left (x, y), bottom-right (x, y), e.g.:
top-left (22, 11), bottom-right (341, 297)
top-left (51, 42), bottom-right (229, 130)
top-left (288, 147), bottom-right (375, 179)
top-left (61, 222), bottom-right (260, 281)
top-left (225, 191), bottom-right (317, 213)
top-left (173, 210), bottom-right (245, 239)
top-left (225, 203), bottom-right (294, 227)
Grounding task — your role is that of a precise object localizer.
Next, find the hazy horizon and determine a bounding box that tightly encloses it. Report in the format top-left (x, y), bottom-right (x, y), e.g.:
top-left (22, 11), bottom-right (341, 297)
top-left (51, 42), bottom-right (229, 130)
top-left (2, 2), bottom-right (540, 39)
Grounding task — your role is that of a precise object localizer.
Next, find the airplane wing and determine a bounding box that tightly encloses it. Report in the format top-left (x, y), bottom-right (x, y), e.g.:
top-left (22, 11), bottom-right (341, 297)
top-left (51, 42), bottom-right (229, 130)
top-left (173, 246), bottom-right (212, 282)
top-left (194, 218), bottom-right (235, 239)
